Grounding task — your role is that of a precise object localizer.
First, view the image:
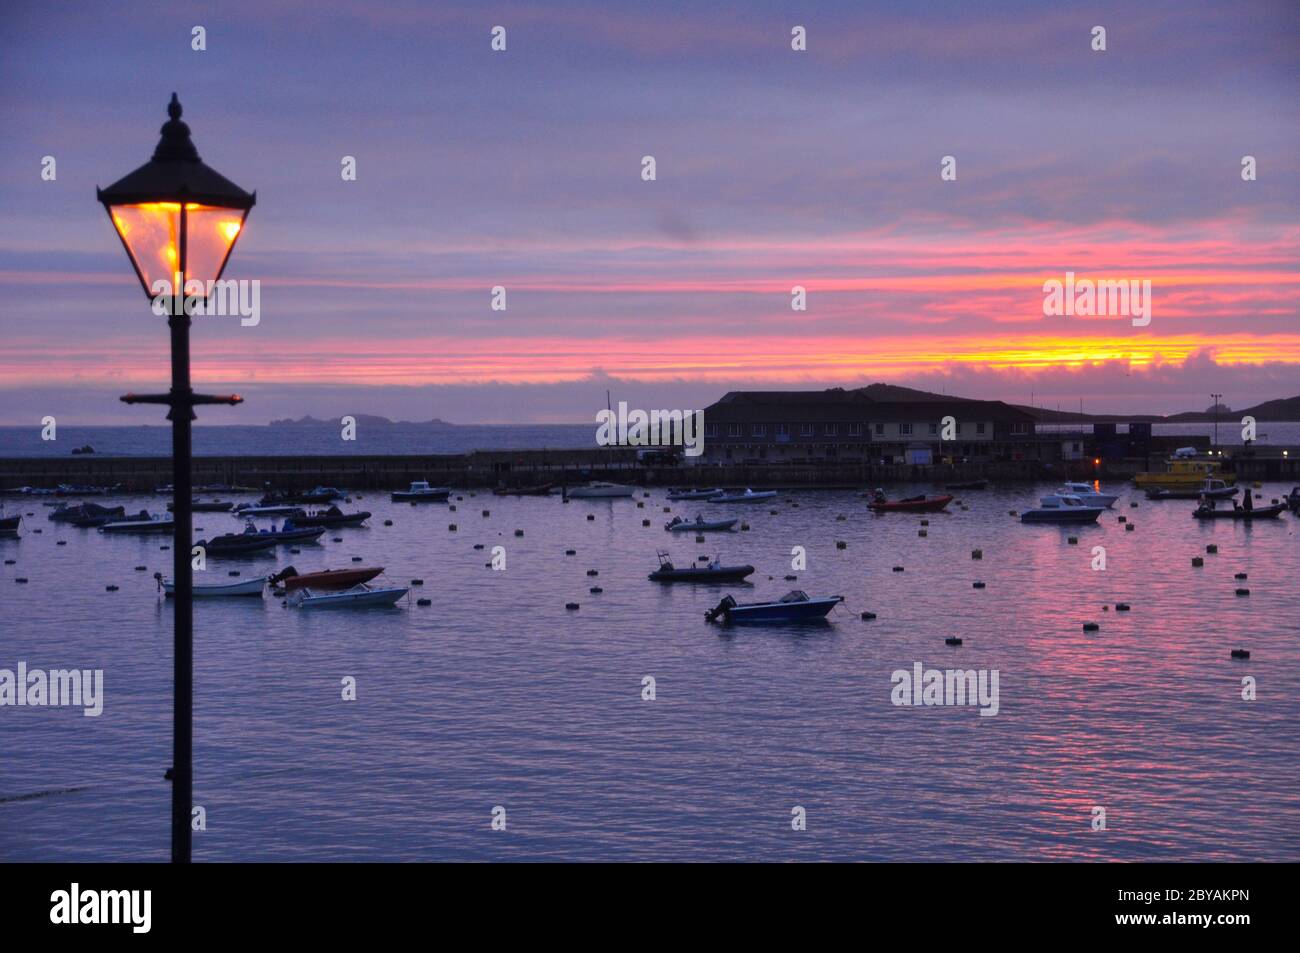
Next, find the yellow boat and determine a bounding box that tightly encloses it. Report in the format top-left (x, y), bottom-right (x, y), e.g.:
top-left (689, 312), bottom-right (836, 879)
top-left (1133, 457), bottom-right (1235, 487)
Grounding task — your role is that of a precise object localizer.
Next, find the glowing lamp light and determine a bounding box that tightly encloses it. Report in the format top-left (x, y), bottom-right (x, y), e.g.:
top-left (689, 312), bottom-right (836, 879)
top-left (97, 94), bottom-right (255, 304)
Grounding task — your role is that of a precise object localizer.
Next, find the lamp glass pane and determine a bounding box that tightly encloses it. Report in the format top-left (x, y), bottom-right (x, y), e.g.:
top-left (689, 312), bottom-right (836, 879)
top-left (109, 202), bottom-right (180, 295)
top-left (185, 205), bottom-right (245, 287)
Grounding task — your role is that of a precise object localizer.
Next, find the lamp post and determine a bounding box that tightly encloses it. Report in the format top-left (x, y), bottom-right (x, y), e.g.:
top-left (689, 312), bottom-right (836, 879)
top-left (97, 94), bottom-right (254, 863)
top-left (1210, 393), bottom-right (1222, 453)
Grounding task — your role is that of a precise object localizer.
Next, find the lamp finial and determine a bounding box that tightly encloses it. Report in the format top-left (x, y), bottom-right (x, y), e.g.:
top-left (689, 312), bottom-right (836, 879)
top-left (153, 92), bottom-right (199, 163)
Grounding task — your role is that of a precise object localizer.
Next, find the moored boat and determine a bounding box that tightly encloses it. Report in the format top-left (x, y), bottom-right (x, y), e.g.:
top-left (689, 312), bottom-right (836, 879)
top-left (0, 511), bottom-right (19, 537)
top-left (944, 479), bottom-right (988, 491)
top-left (1134, 456), bottom-right (1234, 488)
top-left (492, 483), bottom-right (554, 496)
top-left (667, 488), bottom-right (723, 501)
top-left (49, 502), bottom-right (126, 525)
top-left (291, 583), bottom-right (409, 609)
top-left (233, 503), bottom-right (304, 517)
top-left (566, 482), bottom-right (636, 498)
top-left (290, 505), bottom-right (371, 528)
top-left (157, 573), bottom-right (267, 597)
top-left (271, 565), bottom-right (385, 591)
top-left (1058, 482), bottom-right (1119, 508)
top-left (200, 519), bottom-right (325, 554)
top-left (1019, 494), bottom-right (1104, 524)
top-left (392, 481), bottom-right (451, 502)
top-left (1146, 478), bottom-right (1238, 501)
top-left (55, 483), bottom-right (120, 496)
top-left (665, 515), bottom-right (738, 532)
top-left (197, 533), bottom-right (279, 555)
top-left (1287, 487), bottom-right (1300, 513)
top-left (168, 499), bottom-right (234, 512)
top-left (99, 511), bottom-right (175, 533)
top-left (1192, 500), bottom-right (1286, 520)
top-left (707, 488), bottom-right (778, 504)
top-left (648, 552), bottom-right (754, 583)
top-left (705, 590), bottom-right (843, 624)
top-left (867, 492), bottom-right (953, 513)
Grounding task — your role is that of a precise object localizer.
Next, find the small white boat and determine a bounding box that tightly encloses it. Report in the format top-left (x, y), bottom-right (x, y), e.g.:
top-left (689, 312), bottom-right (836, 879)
top-left (1020, 494), bottom-right (1105, 524)
top-left (233, 503), bottom-right (303, 517)
top-left (292, 583), bottom-right (409, 609)
top-left (666, 488), bottom-right (723, 501)
top-left (391, 481), bottom-right (451, 503)
top-left (159, 574), bottom-right (266, 598)
top-left (566, 482), bottom-right (636, 498)
top-left (1059, 482), bottom-right (1118, 508)
top-left (707, 488), bottom-right (778, 504)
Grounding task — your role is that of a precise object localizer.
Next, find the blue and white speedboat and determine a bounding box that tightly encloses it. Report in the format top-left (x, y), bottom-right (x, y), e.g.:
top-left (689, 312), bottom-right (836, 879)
top-left (1020, 493), bottom-right (1105, 524)
top-left (291, 583), bottom-right (409, 609)
top-left (1059, 482), bottom-right (1119, 508)
top-left (705, 590), bottom-right (843, 624)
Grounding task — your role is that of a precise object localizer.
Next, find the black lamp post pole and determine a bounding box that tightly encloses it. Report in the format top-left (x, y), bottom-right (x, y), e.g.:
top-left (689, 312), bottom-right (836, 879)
top-left (170, 200), bottom-right (193, 863)
top-left (169, 294), bottom-right (194, 864)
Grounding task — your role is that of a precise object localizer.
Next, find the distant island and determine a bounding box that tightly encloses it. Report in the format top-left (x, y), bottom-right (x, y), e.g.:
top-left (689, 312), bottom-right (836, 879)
top-left (269, 414), bottom-right (457, 427)
top-left (814, 383), bottom-right (1300, 423)
top-left (1012, 394), bottom-right (1300, 424)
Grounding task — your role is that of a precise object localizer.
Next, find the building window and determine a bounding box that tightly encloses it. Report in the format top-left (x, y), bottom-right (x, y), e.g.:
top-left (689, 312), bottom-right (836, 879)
top-left (824, 424), bottom-right (837, 436)
top-left (928, 422), bottom-right (938, 435)
top-left (800, 423), bottom-right (814, 437)
top-left (775, 423), bottom-right (789, 436)
top-left (900, 423), bottom-right (913, 436)
top-left (752, 424), bottom-right (766, 437)
top-left (976, 422), bottom-right (986, 435)
top-left (874, 423), bottom-right (885, 435)
top-left (1012, 422), bottom-right (1029, 435)
top-left (847, 423), bottom-right (862, 437)
top-left (727, 424), bottom-right (742, 437)
top-left (705, 424), bottom-right (719, 438)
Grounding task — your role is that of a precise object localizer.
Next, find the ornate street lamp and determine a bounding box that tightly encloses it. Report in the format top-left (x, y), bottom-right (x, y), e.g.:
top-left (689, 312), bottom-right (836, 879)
top-left (97, 93), bottom-right (255, 863)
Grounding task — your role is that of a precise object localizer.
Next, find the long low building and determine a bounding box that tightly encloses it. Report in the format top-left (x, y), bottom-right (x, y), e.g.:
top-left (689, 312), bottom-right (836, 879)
top-left (694, 387), bottom-right (1043, 465)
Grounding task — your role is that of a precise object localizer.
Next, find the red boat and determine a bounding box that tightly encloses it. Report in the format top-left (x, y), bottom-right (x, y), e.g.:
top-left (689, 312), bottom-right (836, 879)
top-left (867, 494), bottom-right (953, 513)
top-left (271, 565), bottom-right (385, 591)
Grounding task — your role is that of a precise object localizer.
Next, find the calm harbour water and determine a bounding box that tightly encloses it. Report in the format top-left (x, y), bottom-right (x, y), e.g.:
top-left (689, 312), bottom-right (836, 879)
top-left (2, 481), bottom-right (1298, 861)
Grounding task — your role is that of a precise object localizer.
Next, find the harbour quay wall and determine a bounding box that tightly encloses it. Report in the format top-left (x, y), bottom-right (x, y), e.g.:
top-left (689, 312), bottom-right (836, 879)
top-left (0, 449), bottom-right (637, 492)
top-left (5, 450), bottom-right (1062, 491)
top-left (2, 447), bottom-right (1295, 492)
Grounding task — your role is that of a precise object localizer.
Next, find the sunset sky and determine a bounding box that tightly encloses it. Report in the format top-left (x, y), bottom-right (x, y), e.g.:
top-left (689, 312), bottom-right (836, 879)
top-left (1, 0), bottom-right (1297, 423)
